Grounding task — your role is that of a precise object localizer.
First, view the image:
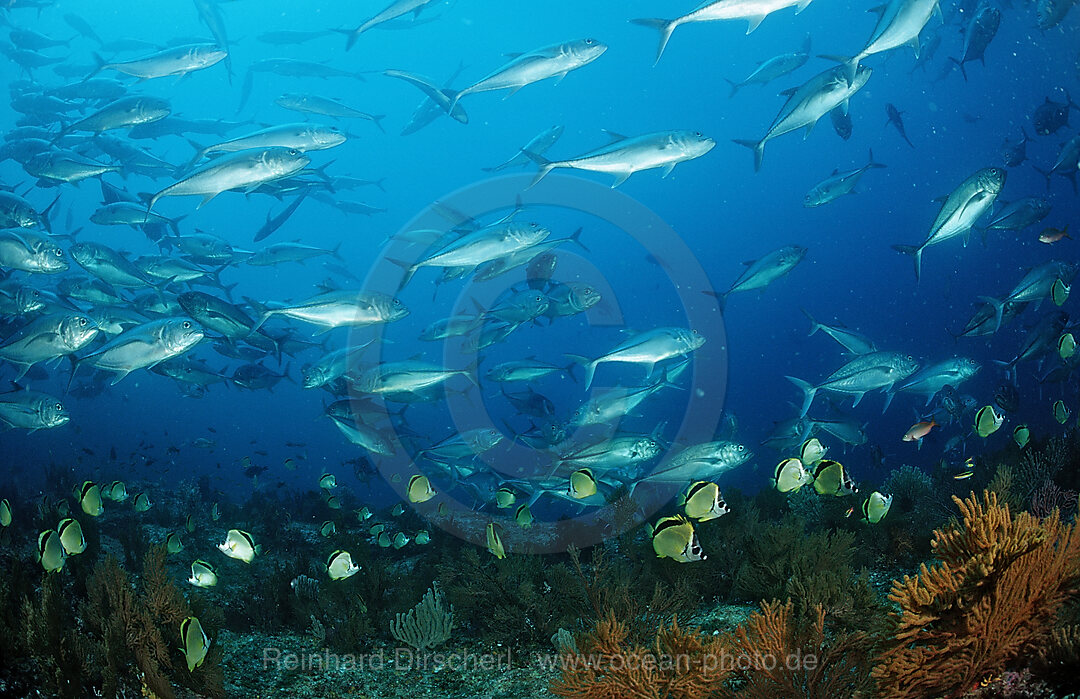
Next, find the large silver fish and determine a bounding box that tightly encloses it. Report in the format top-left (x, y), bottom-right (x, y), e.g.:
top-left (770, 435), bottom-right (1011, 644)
top-left (92, 44), bottom-right (227, 80)
top-left (341, 0), bottom-right (440, 50)
top-left (350, 360), bottom-right (472, 395)
top-left (392, 221), bottom-right (550, 286)
top-left (893, 167), bottom-right (1006, 281)
top-left (24, 150), bottom-right (122, 183)
top-left (894, 357), bottom-right (980, 402)
top-left (841, 0), bottom-right (941, 75)
top-left (0, 230), bottom-right (68, 274)
top-left (251, 291), bottom-right (409, 334)
top-left (190, 124), bottom-right (346, 164)
top-left (75, 318), bottom-right (205, 384)
top-left (734, 65), bottom-right (872, 171)
top-left (803, 151), bottom-right (886, 207)
top-left (62, 95), bottom-right (171, 134)
top-left (708, 245), bottom-right (806, 309)
top-left (275, 94), bottom-right (384, 129)
top-left (787, 351), bottom-right (920, 416)
top-left (0, 313), bottom-right (100, 380)
top-left (633, 0), bottom-right (814, 63)
top-left (801, 309), bottom-right (877, 354)
top-left (444, 39), bottom-right (608, 113)
top-left (70, 242), bottom-right (158, 289)
top-left (0, 192), bottom-right (58, 231)
top-left (529, 130), bottom-right (716, 187)
top-left (0, 389), bottom-right (69, 432)
top-left (147, 147), bottom-right (310, 210)
top-left (726, 35), bottom-right (811, 97)
top-left (984, 197), bottom-right (1051, 232)
top-left (1036, 134), bottom-right (1080, 192)
top-left (635, 441), bottom-right (752, 484)
top-left (569, 327), bottom-right (705, 389)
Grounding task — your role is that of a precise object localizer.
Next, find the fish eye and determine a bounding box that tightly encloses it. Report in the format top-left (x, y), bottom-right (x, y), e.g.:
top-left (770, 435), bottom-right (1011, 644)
top-left (55, 403), bottom-right (63, 410)
top-left (54, 249), bottom-right (62, 256)
top-left (182, 321), bottom-right (192, 329)
top-left (585, 39), bottom-right (594, 44)
top-left (79, 318), bottom-right (87, 326)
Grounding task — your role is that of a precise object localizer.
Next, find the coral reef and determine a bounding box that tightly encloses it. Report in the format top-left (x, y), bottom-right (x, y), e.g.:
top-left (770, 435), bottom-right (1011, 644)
top-left (389, 581), bottom-right (454, 650)
top-left (872, 491), bottom-right (1080, 699)
top-left (549, 610), bottom-right (732, 699)
top-left (726, 600), bottom-right (874, 699)
top-left (732, 517), bottom-right (882, 633)
top-left (438, 545), bottom-right (588, 645)
top-left (84, 546), bottom-right (226, 698)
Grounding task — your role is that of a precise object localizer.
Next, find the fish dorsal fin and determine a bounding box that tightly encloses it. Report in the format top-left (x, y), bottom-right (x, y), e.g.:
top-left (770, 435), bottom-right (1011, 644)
top-left (601, 129), bottom-right (628, 143)
top-left (831, 168), bottom-right (839, 175)
top-left (778, 87), bottom-right (798, 97)
top-left (742, 259), bottom-right (757, 266)
top-left (867, 4), bottom-right (888, 16)
top-left (504, 51), bottom-right (523, 59)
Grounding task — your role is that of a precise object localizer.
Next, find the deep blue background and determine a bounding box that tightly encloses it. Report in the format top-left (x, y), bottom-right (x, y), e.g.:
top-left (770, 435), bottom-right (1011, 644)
top-left (2, 0), bottom-right (1077, 510)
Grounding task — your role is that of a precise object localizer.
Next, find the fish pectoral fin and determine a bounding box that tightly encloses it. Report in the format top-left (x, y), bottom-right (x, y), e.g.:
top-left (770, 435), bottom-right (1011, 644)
top-left (850, 391), bottom-right (866, 408)
top-left (660, 163), bottom-right (676, 178)
top-left (795, 0), bottom-right (812, 12)
top-left (908, 37), bottom-right (921, 57)
top-left (197, 193), bottom-right (220, 209)
top-left (803, 120), bottom-right (817, 140)
top-left (744, 15), bottom-right (767, 33)
top-left (610, 172), bottom-right (632, 188)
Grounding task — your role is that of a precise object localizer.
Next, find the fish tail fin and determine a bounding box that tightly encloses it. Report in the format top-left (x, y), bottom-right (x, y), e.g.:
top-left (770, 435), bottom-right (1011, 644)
top-left (785, 376), bottom-right (817, 418)
top-left (371, 114), bottom-right (386, 133)
top-left (523, 151), bottom-right (556, 188)
top-left (168, 213), bottom-right (187, 238)
top-left (892, 244), bottom-right (923, 282)
top-left (65, 355), bottom-right (81, 397)
top-left (949, 57), bottom-right (967, 82)
top-left (702, 289), bottom-right (727, 311)
top-left (867, 149), bottom-right (886, 168)
top-left (567, 226), bottom-right (590, 252)
top-left (86, 51), bottom-right (106, 79)
top-left (339, 27), bottom-right (361, 52)
top-left (818, 54), bottom-right (858, 82)
top-left (183, 138), bottom-right (207, 172)
top-left (724, 78), bottom-right (740, 98)
top-left (1033, 165), bottom-right (1052, 191)
top-left (248, 311), bottom-right (273, 334)
top-left (385, 256), bottom-right (418, 287)
top-left (977, 295), bottom-right (1005, 334)
top-left (564, 354), bottom-right (595, 389)
top-left (40, 193), bottom-right (61, 233)
top-left (444, 88), bottom-right (464, 117)
top-left (801, 308), bottom-right (821, 336)
top-left (732, 139), bottom-right (764, 172)
top-left (629, 17), bottom-right (678, 65)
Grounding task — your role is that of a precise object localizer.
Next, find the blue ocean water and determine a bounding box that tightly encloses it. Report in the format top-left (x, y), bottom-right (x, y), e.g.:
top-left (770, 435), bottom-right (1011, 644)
top-left (0, 0), bottom-right (1077, 526)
